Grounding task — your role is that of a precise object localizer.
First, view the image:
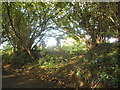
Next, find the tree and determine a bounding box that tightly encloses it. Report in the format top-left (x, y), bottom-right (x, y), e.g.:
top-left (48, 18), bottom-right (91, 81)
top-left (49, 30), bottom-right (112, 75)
top-left (2, 2), bottom-right (62, 60)
top-left (52, 2), bottom-right (118, 48)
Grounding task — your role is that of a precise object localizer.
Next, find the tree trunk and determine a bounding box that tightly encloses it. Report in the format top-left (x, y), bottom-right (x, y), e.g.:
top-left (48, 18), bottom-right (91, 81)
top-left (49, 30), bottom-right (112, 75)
top-left (25, 48), bottom-right (35, 61)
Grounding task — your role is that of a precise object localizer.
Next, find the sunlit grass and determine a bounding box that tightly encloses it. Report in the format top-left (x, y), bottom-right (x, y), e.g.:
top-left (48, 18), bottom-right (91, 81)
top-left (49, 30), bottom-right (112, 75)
top-left (2, 74), bottom-right (16, 79)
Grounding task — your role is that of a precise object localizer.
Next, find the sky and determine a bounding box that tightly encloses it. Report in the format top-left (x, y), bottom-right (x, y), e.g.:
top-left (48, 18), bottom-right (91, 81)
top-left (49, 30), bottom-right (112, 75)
top-left (45, 37), bottom-right (57, 47)
top-left (46, 37), bottom-right (117, 47)
top-left (0, 37), bottom-right (117, 50)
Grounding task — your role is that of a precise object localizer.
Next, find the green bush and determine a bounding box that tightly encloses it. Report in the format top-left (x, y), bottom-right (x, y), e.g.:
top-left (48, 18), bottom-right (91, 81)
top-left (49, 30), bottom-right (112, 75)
top-left (2, 53), bottom-right (11, 64)
top-left (76, 45), bottom-right (119, 88)
top-left (10, 51), bottom-right (32, 67)
top-left (2, 53), bottom-right (10, 60)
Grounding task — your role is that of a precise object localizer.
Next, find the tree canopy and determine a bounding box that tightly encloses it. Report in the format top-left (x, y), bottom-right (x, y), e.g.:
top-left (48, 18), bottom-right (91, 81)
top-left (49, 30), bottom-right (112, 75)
top-left (2, 2), bottom-right (119, 88)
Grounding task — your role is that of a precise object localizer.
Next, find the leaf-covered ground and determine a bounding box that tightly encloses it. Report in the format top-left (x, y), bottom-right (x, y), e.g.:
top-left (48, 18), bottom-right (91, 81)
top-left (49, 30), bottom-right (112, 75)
top-left (2, 55), bottom-right (86, 88)
top-left (2, 65), bottom-right (77, 88)
top-left (3, 69), bottom-right (65, 88)
top-left (2, 44), bottom-right (119, 88)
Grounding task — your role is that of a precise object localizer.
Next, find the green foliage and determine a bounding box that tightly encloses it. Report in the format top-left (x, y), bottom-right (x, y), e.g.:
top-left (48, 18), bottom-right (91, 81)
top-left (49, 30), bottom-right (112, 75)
top-left (2, 53), bottom-right (10, 60)
top-left (2, 47), bottom-right (13, 64)
top-left (98, 71), bottom-right (119, 88)
top-left (2, 2), bottom-right (119, 88)
top-left (10, 51), bottom-right (33, 67)
top-left (75, 44), bottom-right (119, 88)
top-left (2, 44), bottom-right (13, 51)
top-left (38, 55), bottom-right (64, 66)
top-left (62, 41), bottom-right (87, 55)
top-left (2, 53), bottom-right (11, 65)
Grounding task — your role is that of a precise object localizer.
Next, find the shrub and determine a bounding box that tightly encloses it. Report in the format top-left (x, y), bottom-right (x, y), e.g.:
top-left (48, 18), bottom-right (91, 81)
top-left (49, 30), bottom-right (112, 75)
top-left (76, 45), bottom-right (119, 88)
top-left (2, 53), bottom-right (11, 64)
top-left (10, 51), bottom-right (32, 67)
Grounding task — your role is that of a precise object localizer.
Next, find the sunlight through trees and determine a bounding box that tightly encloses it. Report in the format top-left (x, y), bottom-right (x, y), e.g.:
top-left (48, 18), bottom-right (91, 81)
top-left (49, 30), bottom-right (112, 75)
top-left (2, 1), bottom-right (119, 88)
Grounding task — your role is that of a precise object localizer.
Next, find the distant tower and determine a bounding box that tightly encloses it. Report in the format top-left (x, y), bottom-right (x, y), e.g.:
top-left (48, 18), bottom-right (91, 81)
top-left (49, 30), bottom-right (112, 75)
top-left (56, 37), bottom-right (61, 48)
top-left (41, 40), bottom-right (46, 50)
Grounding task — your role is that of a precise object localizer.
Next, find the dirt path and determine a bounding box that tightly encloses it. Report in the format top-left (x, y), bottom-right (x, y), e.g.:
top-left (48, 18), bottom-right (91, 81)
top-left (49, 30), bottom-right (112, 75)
top-left (2, 69), bottom-right (66, 88)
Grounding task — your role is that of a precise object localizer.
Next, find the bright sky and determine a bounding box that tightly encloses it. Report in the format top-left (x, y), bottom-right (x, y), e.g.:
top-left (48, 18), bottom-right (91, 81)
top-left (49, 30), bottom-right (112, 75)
top-left (0, 37), bottom-right (117, 50)
top-left (61, 37), bottom-right (77, 46)
top-left (45, 37), bottom-right (57, 47)
top-left (45, 37), bottom-right (77, 48)
top-left (108, 38), bottom-right (117, 43)
top-left (0, 37), bottom-right (116, 50)
top-left (45, 37), bottom-right (117, 47)
top-left (0, 42), bottom-right (8, 50)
